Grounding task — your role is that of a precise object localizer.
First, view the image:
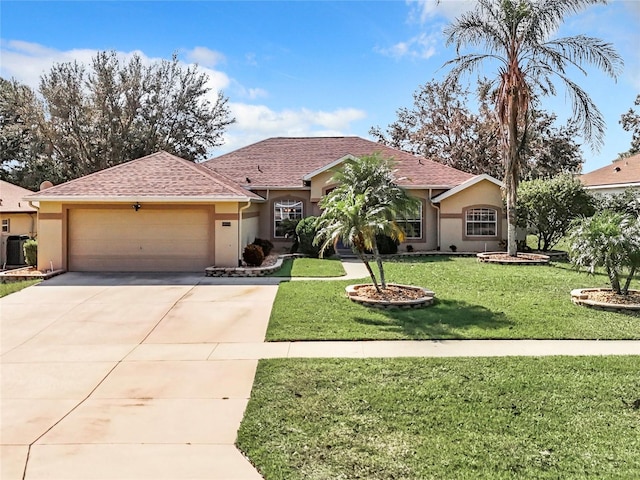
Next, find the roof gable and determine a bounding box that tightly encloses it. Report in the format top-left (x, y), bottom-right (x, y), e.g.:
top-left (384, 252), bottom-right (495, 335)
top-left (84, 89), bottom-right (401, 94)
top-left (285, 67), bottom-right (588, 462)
top-left (26, 151), bottom-right (262, 202)
top-left (0, 180), bottom-right (37, 213)
top-left (581, 153), bottom-right (640, 188)
top-left (203, 137), bottom-right (474, 189)
top-left (431, 174), bottom-right (504, 203)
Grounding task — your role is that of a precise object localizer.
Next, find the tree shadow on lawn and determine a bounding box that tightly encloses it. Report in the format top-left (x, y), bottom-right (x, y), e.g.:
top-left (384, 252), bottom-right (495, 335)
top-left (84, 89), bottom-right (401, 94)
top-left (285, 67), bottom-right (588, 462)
top-left (353, 298), bottom-right (514, 339)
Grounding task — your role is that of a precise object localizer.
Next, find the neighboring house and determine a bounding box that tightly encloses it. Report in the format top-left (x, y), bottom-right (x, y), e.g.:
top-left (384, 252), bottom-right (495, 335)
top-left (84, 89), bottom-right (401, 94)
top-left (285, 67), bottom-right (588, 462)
top-left (26, 137), bottom-right (506, 273)
top-left (1, 180), bottom-right (37, 267)
top-left (580, 153), bottom-right (640, 195)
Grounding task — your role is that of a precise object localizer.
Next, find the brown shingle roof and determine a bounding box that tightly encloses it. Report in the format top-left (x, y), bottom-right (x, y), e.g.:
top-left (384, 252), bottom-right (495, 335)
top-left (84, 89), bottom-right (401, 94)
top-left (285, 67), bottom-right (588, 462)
top-left (203, 137), bottom-right (474, 188)
top-left (0, 180), bottom-right (37, 213)
top-left (26, 151), bottom-right (262, 201)
top-left (580, 153), bottom-right (640, 187)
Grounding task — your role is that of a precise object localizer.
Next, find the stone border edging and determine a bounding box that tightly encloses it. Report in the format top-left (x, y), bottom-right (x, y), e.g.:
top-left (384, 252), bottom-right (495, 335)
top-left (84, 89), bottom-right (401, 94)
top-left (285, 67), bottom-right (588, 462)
top-left (0, 267), bottom-right (65, 284)
top-left (346, 283), bottom-right (435, 309)
top-left (205, 253), bottom-right (307, 277)
top-left (571, 288), bottom-right (640, 312)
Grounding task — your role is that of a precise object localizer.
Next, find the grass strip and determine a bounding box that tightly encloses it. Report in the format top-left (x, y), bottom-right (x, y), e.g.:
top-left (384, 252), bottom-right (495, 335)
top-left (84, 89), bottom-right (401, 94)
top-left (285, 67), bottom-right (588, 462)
top-left (268, 257), bottom-right (346, 278)
top-left (0, 279), bottom-right (40, 298)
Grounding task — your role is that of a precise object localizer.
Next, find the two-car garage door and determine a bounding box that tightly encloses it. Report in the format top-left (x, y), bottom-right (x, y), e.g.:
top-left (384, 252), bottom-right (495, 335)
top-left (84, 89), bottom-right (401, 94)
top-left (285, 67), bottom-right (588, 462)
top-left (68, 208), bottom-right (211, 272)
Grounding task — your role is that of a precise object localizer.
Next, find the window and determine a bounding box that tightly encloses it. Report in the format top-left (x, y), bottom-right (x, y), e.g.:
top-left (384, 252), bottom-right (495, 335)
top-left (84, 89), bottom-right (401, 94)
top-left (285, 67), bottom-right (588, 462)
top-left (466, 208), bottom-right (497, 237)
top-left (1, 219), bottom-right (9, 233)
top-left (399, 203), bottom-right (422, 239)
top-left (274, 199), bottom-right (303, 238)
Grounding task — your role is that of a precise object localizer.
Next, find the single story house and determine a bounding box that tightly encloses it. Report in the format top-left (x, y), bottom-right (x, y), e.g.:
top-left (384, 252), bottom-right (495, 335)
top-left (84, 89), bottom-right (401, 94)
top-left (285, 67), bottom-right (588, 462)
top-left (1, 180), bottom-right (37, 267)
top-left (26, 137), bottom-right (506, 272)
top-left (580, 152), bottom-right (640, 195)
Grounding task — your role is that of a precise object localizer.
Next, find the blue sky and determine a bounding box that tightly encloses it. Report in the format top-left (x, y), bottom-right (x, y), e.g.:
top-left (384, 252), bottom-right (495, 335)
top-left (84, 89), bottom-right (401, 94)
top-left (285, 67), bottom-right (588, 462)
top-left (1, 0), bottom-right (638, 172)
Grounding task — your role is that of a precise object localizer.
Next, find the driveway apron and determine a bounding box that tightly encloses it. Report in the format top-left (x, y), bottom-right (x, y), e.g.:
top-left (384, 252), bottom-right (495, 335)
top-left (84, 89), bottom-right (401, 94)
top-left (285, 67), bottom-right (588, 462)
top-left (1, 273), bottom-right (275, 480)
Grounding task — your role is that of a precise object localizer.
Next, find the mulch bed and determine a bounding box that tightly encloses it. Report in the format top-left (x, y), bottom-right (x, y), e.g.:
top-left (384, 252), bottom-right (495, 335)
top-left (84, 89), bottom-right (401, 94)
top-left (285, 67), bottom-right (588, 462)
top-left (587, 290), bottom-right (640, 306)
top-left (353, 284), bottom-right (426, 302)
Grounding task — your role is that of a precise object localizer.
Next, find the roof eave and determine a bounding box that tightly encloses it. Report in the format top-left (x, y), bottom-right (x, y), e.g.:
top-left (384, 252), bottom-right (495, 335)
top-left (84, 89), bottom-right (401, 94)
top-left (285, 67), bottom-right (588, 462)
top-left (24, 195), bottom-right (265, 203)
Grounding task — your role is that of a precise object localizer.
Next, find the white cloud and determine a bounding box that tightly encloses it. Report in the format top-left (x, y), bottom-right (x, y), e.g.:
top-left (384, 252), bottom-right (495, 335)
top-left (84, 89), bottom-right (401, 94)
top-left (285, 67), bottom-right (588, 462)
top-left (407, 0), bottom-right (475, 23)
top-left (0, 40), bottom-right (231, 104)
top-left (375, 32), bottom-right (438, 60)
top-left (185, 46), bottom-right (225, 68)
top-left (219, 103), bottom-right (367, 153)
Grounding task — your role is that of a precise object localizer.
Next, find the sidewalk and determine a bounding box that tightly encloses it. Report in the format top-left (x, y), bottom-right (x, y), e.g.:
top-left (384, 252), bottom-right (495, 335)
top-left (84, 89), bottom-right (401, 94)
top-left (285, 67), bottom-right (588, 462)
top-left (209, 339), bottom-right (640, 360)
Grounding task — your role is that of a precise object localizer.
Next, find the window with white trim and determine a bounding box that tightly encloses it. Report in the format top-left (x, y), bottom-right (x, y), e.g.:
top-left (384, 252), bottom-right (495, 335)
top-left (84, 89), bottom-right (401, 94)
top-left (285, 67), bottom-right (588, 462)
top-left (1, 219), bottom-right (9, 233)
top-left (399, 203), bottom-right (422, 239)
top-left (274, 199), bottom-right (303, 238)
top-left (465, 208), bottom-right (497, 236)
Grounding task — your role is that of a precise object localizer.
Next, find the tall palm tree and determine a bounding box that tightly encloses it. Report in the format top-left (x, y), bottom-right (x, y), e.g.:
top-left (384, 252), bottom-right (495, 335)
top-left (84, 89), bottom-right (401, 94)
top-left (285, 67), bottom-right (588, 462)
top-left (444, 0), bottom-right (622, 256)
top-left (315, 154), bottom-right (420, 291)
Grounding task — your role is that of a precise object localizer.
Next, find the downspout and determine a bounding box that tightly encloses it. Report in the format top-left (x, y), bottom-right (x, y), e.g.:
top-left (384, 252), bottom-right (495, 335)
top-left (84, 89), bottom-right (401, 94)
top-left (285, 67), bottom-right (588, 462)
top-left (238, 201), bottom-right (252, 266)
top-left (28, 201), bottom-right (38, 238)
top-left (429, 189), bottom-right (441, 251)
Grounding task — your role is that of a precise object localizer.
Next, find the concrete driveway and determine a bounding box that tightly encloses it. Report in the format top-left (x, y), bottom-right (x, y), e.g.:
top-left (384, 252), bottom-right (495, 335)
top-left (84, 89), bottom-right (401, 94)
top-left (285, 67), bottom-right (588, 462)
top-left (1, 273), bottom-right (279, 480)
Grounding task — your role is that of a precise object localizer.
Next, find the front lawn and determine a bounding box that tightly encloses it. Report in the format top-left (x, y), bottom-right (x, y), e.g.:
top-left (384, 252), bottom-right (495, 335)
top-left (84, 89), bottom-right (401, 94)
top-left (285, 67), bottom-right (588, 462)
top-left (266, 257), bottom-right (640, 340)
top-left (0, 279), bottom-right (40, 298)
top-left (237, 356), bottom-right (640, 480)
top-left (268, 257), bottom-right (345, 278)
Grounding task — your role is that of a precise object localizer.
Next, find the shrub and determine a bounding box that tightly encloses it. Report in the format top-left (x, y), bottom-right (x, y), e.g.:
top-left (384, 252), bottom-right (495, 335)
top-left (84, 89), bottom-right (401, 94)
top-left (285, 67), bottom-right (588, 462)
top-left (23, 239), bottom-right (37, 267)
top-left (568, 211), bottom-right (640, 295)
top-left (376, 234), bottom-right (399, 254)
top-left (296, 216), bottom-right (334, 258)
top-left (252, 238), bottom-right (274, 256)
top-left (243, 244), bottom-right (264, 267)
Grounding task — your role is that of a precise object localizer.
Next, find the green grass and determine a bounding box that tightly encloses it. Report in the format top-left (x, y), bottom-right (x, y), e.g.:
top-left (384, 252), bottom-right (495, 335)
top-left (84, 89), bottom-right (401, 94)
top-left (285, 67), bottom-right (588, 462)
top-left (266, 257), bottom-right (640, 340)
top-left (0, 279), bottom-right (40, 298)
top-left (268, 257), bottom-right (346, 277)
top-left (237, 356), bottom-right (640, 480)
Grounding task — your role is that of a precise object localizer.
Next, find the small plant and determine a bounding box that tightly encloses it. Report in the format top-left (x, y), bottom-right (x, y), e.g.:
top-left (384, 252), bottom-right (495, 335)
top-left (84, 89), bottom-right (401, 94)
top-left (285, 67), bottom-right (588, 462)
top-left (568, 211), bottom-right (640, 295)
top-left (252, 238), bottom-right (274, 256)
top-left (449, 244), bottom-right (457, 253)
top-left (23, 239), bottom-right (37, 267)
top-left (243, 244), bottom-right (264, 267)
top-left (406, 245), bottom-right (414, 253)
top-left (296, 216), bottom-right (334, 258)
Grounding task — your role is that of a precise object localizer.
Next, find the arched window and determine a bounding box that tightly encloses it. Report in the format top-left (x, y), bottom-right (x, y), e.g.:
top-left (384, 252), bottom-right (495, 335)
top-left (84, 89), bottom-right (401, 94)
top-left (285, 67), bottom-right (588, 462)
top-left (465, 207), bottom-right (497, 237)
top-left (274, 199), bottom-right (303, 238)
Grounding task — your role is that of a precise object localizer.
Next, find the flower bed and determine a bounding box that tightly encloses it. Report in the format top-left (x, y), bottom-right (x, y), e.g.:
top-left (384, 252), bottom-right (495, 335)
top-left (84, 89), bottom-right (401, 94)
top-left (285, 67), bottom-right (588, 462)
top-left (0, 266), bottom-right (65, 283)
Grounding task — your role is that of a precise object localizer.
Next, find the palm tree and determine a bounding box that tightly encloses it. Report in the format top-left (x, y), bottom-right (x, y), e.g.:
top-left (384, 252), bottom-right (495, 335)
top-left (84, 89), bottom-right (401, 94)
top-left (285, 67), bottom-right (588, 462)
top-left (444, 0), bottom-right (622, 256)
top-left (315, 154), bottom-right (420, 291)
top-left (568, 211), bottom-right (640, 295)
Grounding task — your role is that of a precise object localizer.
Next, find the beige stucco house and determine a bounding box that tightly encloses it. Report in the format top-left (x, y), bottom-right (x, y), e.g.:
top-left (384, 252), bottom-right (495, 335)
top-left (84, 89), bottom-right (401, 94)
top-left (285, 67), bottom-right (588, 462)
top-left (26, 137), bottom-right (506, 272)
top-left (580, 153), bottom-right (640, 195)
top-left (1, 180), bottom-right (37, 267)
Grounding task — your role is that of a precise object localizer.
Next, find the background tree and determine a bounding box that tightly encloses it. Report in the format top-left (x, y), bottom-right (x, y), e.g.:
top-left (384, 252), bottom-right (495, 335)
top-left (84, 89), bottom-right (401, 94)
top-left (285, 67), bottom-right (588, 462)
top-left (371, 79), bottom-right (583, 180)
top-left (315, 154), bottom-right (420, 291)
top-left (592, 188), bottom-right (640, 217)
top-left (619, 94), bottom-right (640, 157)
top-left (517, 174), bottom-right (594, 251)
top-left (1, 51), bottom-right (234, 189)
top-left (444, 0), bottom-right (622, 256)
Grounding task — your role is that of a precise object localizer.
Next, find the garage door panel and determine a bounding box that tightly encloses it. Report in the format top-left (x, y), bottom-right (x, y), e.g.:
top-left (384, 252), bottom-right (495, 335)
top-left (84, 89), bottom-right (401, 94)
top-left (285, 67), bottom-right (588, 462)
top-left (69, 209), bottom-right (212, 272)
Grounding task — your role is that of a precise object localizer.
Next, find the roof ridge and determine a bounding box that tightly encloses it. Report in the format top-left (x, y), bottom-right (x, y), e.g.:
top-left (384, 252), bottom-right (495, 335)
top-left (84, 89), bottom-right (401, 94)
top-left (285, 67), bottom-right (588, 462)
top-left (174, 156), bottom-right (253, 197)
top-left (29, 151), bottom-right (172, 195)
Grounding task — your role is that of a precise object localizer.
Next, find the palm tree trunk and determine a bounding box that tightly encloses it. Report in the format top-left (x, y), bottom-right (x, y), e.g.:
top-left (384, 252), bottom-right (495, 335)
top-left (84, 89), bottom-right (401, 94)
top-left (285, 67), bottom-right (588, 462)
top-left (606, 263), bottom-right (622, 295)
top-left (505, 91), bottom-right (520, 257)
top-left (373, 244), bottom-right (386, 289)
top-left (622, 266), bottom-right (636, 295)
top-left (357, 250), bottom-right (380, 292)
